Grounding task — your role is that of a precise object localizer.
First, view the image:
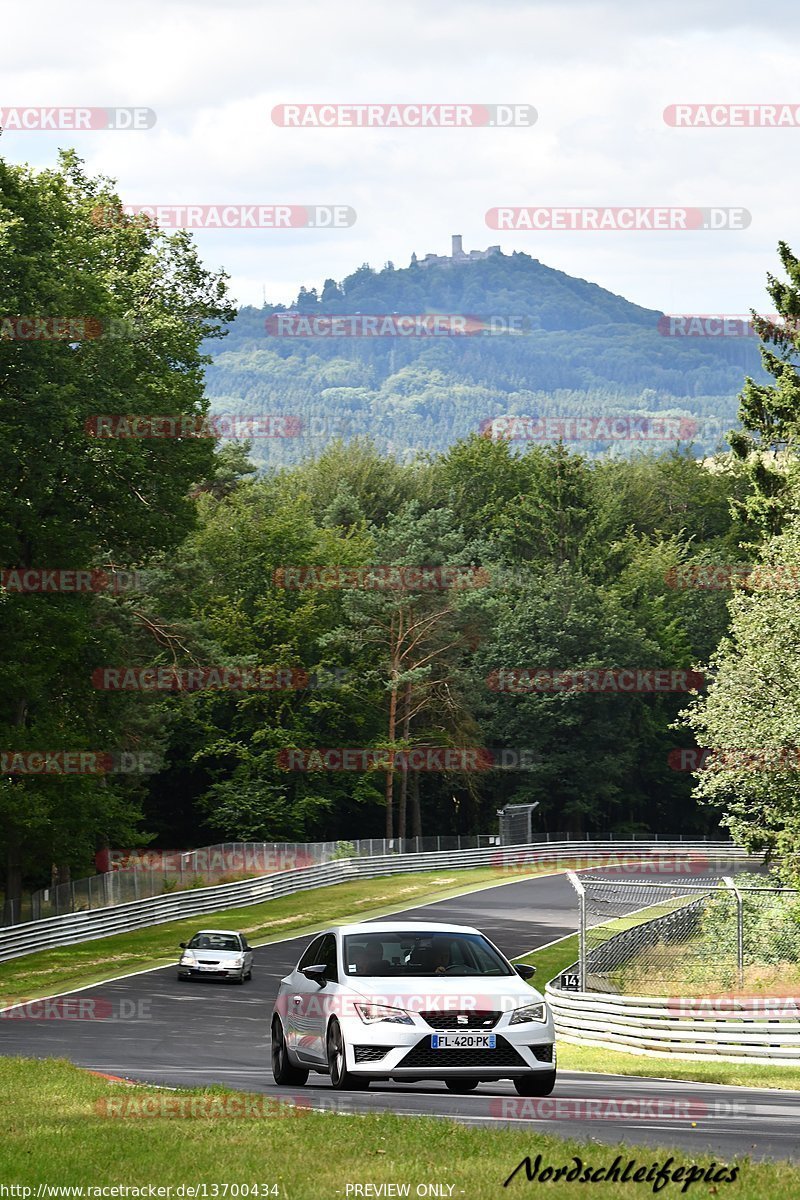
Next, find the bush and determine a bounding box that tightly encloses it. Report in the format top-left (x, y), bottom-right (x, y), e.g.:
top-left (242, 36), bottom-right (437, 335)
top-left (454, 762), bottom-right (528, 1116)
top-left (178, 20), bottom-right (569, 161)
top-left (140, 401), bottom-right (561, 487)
top-left (331, 841), bottom-right (356, 860)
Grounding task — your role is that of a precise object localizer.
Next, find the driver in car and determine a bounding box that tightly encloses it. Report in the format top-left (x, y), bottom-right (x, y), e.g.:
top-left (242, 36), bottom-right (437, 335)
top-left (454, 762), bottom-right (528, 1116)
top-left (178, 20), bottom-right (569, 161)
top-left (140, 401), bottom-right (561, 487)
top-left (430, 939), bottom-right (451, 975)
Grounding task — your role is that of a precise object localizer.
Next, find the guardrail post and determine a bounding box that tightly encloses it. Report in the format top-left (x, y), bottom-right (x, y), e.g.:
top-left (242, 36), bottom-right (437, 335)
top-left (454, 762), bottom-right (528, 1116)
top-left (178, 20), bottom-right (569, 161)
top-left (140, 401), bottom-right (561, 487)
top-left (723, 875), bottom-right (744, 989)
top-left (566, 870), bottom-right (587, 991)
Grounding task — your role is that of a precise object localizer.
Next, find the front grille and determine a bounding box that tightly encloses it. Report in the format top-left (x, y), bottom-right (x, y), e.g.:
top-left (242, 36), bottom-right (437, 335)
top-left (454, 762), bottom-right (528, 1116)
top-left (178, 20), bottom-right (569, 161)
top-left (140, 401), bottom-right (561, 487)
top-left (198, 959), bottom-right (220, 965)
top-left (397, 1035), bottom-right (526, 1069)
top-left (529, 1043), bottom-right (554, 1062)
top-left (419, 1010), bottom-right (500, 1030)
top-left (354, 1046), bottom-right (389, 1063)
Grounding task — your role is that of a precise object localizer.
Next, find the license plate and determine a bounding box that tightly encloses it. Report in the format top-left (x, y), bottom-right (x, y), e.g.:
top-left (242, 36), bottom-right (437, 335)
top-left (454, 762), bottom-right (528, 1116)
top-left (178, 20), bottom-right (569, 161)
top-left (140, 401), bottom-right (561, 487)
top-left (198, 965), bottom-right (220, 971)
top-left (431, 1033), bottom-right (496, 1050)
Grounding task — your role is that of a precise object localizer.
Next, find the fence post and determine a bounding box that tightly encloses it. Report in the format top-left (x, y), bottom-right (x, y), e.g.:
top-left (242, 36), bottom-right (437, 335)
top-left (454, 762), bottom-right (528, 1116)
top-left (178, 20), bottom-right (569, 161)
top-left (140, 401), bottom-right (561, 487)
top-left (566, 870), bottom-right (587, 991)
top-left (722, 876), bottom-right (744, 988)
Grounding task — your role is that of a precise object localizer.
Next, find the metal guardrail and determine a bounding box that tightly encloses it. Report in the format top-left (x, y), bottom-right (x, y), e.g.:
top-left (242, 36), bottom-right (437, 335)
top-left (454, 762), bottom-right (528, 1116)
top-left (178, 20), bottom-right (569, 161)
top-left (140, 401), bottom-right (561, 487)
top-left (547, 875), bottom-right (800, 1064)
top-left (0, 839), bottom-right (747, 963)
top-left (19, 830), bottom-right (704, 926)
top-left (546, 976), bottom-right (800, 1065)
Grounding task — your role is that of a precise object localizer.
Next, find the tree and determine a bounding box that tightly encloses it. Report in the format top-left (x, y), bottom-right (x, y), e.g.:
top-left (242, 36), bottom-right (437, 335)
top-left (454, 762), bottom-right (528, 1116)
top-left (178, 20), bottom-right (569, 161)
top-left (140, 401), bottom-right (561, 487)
top-left (0, 147), bottom-right (233, 914)
top-left (728, 242), bottom-right (800, 540)
top-left (680, 513), bottom-right (800, 883)
top-left (322, 503), bottom-right (485, 837)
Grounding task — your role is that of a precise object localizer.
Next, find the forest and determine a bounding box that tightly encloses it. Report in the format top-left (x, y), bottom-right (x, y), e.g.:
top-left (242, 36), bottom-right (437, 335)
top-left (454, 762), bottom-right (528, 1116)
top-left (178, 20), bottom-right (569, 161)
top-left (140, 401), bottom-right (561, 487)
top-left (3, 151), bottom-right (800, 918)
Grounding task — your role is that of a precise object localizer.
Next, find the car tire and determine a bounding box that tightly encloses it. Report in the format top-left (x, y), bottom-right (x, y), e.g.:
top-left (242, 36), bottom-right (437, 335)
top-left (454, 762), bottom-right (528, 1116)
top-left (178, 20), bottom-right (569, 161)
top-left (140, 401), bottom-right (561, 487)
top-left (233, 971), bottom-right (246, 984)
top-left (177, 974), bottom-right (189, 982)
top-left (445, 1078), bottom-right (479, 1093)
top-left (271, 1018), bottom-right (309, 1086)
top-left (513, 1071), bottom-right (556, 1097)
top-left (326, 1018), bottom-right (369, 1090)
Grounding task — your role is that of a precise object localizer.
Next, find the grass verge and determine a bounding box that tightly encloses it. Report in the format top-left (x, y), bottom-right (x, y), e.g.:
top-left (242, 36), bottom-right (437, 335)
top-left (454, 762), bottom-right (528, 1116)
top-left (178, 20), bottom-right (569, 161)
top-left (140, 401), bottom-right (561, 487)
top-left (0, 1057), bottom-right (784, 1197)
top-left (519, 937), bottom-right (800, 1092)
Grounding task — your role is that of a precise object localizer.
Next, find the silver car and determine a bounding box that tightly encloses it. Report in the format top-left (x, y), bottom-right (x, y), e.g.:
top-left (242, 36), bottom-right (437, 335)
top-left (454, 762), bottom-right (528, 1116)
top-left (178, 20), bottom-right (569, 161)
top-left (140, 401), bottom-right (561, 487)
top-left (177, 929), bottom-right (254, 984)
top-left (270, 921), bottom-right (556, 1095)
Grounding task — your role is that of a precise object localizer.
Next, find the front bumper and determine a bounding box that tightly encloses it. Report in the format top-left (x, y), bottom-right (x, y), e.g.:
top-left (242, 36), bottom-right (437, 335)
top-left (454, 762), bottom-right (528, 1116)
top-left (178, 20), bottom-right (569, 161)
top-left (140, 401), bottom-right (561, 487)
top-left (178, 965), bottom-right (243, 979)
top-left (338, 1016), bottom-right (557, 1079)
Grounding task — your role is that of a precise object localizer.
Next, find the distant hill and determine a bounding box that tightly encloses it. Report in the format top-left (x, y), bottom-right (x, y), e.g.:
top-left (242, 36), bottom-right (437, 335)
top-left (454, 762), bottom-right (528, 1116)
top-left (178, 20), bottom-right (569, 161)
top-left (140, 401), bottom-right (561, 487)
top-left (203, 249), bottom-right (765, 466)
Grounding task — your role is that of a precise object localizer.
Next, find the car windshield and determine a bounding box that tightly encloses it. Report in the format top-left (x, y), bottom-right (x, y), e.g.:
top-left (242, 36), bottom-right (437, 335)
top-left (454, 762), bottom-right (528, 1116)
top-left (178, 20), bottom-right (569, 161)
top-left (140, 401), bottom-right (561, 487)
top-left (342, 932), bottom-right (513, 977)
top-left (188, 933), bottom-right (240, 951)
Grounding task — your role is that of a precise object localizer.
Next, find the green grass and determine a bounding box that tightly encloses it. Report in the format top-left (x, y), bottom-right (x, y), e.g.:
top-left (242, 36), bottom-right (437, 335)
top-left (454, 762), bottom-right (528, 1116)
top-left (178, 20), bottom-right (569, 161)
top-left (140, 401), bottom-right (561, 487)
top-left (520, 936), bottom-right (800, 1092)
top-left (2, 1057), bottom-right (790, 1197)
top-left (514, 933), bottom-right (579, 979)
top-left (0, 862), bottom-right (577, 1005)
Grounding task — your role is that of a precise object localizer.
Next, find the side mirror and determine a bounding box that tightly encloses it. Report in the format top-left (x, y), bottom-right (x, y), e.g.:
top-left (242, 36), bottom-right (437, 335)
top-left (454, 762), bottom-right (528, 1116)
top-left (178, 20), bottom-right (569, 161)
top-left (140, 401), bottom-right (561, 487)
top-left (179, 942), bottom-right (187, 949)
top-left (514, 963), bottom-right (536, 980)
top-left (301, 963), bottom-right (327, 984)
top-left (243, 942), bottom-right (251, 951)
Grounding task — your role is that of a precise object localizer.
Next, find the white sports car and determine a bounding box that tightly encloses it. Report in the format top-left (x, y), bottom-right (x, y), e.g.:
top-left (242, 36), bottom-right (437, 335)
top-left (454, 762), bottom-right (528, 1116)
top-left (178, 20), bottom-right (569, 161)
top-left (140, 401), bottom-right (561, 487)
top-left (270, 921), bottom-right (556, 1094)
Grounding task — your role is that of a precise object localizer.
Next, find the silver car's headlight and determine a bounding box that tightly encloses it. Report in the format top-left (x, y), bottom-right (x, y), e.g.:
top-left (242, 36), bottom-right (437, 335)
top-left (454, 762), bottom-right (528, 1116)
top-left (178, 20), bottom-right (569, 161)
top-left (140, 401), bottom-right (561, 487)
top-left (180, 952), bottom-right (197, 966)
top-left (509, 1003), bottom-right (547, 1025)
top-left (354, 1002), bottom-right (414, 1025)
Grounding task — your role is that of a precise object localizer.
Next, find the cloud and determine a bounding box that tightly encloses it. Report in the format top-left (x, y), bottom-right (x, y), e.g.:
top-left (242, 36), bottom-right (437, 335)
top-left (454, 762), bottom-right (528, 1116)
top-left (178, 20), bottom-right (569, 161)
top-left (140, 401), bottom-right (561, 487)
top-left (1, 0), bottom-right (796, 311)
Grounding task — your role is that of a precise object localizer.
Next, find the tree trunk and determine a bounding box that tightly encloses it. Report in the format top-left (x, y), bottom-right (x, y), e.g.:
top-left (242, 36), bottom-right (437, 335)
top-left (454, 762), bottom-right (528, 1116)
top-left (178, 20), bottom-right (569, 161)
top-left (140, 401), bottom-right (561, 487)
top-left (411, 770), bottom-right (422, 840)
top-left (3, 827), bottom-right (22, 926)
top-left (397, 682), bottom-right (412, 844)
top-left (384, 674), bottom-right (398, 840)
top-left (2, 698), bottom-right (28, 924)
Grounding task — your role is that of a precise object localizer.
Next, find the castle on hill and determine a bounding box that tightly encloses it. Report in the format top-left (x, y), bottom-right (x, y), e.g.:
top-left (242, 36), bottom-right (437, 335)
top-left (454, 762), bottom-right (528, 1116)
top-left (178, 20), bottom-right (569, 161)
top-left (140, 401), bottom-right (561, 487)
top-left (411, 234), bottom-right (502, 268)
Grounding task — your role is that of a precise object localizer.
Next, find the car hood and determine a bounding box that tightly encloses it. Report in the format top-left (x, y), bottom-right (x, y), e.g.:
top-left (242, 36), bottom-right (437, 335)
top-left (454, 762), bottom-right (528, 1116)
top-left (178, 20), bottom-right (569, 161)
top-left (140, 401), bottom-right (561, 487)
top-left (341, 974), bottom-right (545, 1012)
top-left (186, 948), bottom-right (242, 961)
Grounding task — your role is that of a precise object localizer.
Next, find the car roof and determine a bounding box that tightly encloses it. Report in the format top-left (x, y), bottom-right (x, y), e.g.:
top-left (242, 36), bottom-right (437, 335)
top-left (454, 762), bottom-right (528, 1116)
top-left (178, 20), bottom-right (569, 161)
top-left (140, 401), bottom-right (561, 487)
top-left (327, 921), bottom-right (482, 936)
top-left (193, 929), bottom-right (242, 936)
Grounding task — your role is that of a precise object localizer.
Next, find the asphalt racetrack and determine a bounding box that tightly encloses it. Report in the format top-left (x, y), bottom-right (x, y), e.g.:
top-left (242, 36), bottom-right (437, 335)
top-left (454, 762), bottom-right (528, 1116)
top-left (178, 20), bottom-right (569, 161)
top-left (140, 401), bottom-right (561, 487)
top-left (2, 866), bottom-right (796, 1162)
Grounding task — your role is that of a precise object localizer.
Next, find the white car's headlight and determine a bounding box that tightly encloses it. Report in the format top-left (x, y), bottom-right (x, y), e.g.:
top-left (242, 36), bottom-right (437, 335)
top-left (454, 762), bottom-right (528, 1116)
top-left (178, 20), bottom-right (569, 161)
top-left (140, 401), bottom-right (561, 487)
top-left (180, 952), bottom-right (197, 966)
top-left (509, 1003), bottom-right (547, 1025)
top-left (354, 1002), bottom-right (414, 1025)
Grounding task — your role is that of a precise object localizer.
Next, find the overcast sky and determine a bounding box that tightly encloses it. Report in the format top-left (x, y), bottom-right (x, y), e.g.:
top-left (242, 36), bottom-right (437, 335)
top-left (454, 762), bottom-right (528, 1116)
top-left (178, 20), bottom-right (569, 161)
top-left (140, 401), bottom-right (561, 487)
top-left (3, 0), bottom-right (799, 315)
